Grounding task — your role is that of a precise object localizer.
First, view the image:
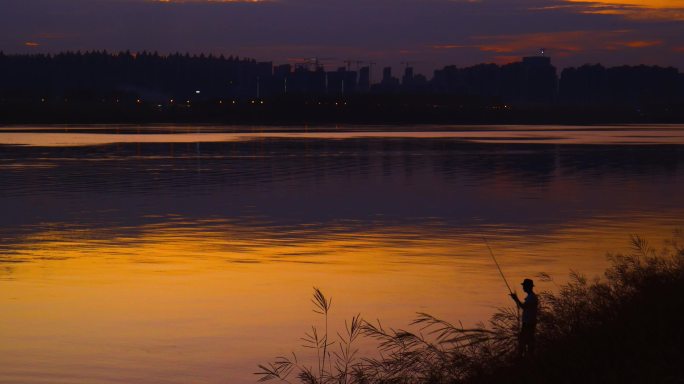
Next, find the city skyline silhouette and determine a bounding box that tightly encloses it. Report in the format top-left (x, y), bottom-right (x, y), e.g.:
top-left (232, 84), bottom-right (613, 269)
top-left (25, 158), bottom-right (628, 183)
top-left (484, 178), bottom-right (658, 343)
top-left (2, 50), bottom-right (683, 123)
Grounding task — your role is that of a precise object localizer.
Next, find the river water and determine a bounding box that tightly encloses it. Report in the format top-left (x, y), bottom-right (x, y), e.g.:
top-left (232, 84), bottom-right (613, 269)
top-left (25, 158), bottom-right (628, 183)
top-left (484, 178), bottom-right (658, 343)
top-left (1, 125), bottom-right (683, 383)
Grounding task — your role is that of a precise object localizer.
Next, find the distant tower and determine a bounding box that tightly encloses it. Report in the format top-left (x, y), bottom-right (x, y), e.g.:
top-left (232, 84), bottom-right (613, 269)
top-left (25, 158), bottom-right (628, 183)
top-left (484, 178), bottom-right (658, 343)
top-left (382, 67), bottom-right (392, 84)
top-left (358, 66), bottom-right (370, 91)
top-left (521, 51), bottom-right (557, 103)
top-left (402, 67), bottom-right (414, 87)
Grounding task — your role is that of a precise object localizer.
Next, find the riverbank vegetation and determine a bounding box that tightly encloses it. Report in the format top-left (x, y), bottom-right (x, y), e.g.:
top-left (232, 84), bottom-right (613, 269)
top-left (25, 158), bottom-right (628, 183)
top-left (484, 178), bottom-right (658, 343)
top-left (256, 233), bottom-right (684, 383)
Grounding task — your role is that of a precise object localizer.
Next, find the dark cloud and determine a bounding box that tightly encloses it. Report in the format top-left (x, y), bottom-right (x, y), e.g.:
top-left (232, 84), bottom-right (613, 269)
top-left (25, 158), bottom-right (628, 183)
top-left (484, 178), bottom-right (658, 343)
top-left (0, 0), bottom-right (682, 74)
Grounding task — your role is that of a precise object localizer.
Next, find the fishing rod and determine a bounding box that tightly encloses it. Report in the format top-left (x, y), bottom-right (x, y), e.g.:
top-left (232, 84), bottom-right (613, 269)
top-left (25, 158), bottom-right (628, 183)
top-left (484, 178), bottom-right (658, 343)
top-left (483, 237), bottom-right (521, 324)
top-left (483, 237), bottom-right (514, 295)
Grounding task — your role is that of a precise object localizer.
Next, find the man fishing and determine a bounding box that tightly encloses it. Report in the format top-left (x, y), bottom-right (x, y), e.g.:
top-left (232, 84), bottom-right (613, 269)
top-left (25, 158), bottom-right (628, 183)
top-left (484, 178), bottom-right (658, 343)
top-left (510, 278), bottom-right (538, 358)
top-left (483, 239), bottom-right (539, 358)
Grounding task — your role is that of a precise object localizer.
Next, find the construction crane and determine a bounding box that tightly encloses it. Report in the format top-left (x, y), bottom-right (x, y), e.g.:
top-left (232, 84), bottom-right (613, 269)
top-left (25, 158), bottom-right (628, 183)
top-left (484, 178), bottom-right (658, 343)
top-left (309, 57), bottom-right (336, 71)
top-left (343, 60), bottom-right (367, 71)
top-left (400, 61), bottom-right (417, 70)
top-left (290, 57), bottom-right (336, 71)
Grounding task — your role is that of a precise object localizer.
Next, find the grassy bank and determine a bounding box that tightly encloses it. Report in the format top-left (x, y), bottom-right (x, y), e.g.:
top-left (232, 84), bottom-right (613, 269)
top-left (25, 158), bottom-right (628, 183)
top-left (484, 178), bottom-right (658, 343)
top-left (257, 234), bottom-right (684, 384)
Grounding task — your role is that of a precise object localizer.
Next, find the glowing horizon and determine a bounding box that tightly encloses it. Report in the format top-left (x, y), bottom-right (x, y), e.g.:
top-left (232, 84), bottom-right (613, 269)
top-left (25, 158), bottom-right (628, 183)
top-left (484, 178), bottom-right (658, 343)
top-left (2, 0), bottom-right (683, 74)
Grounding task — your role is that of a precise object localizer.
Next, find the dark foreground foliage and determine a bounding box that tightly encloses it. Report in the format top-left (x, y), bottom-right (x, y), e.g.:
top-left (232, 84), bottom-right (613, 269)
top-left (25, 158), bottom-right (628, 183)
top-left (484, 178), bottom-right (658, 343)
top-left (257, 234), bottom-right (684, 384)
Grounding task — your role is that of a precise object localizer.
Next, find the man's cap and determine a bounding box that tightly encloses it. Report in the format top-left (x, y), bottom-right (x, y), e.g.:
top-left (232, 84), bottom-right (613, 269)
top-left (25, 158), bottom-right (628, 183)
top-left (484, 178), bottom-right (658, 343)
top-left (521, 278), bottom-right (534, 287)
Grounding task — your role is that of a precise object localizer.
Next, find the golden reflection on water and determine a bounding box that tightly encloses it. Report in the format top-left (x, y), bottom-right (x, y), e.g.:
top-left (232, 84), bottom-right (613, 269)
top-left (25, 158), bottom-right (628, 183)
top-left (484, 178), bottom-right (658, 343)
top-left (1, 215), bottom-right (682, 383)
top-left (2, 125), bottom-right (684, 146)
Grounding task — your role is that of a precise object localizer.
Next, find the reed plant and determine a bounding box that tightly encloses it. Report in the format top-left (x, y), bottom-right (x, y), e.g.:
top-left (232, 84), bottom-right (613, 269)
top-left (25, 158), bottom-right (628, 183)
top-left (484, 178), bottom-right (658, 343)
top-left (256, 288), bottom-right (364, 384)
top-left (257, 233), bottom-right (684, 384)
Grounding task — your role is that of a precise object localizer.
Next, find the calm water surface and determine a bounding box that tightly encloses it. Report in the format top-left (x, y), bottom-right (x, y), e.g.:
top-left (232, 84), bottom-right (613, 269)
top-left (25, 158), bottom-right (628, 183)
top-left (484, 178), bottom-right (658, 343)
top-left (1, 125), bottom-right (683, 383)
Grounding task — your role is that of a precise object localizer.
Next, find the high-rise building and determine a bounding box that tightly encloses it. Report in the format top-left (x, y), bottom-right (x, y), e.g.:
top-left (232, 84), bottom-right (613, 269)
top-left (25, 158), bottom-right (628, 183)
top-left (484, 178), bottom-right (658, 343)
top-left (520, 55), bottom-right (557, 103)
top-left (358, 66), bottom-right (370, 92)
top-left (402, 67), bottom-right (414, 87)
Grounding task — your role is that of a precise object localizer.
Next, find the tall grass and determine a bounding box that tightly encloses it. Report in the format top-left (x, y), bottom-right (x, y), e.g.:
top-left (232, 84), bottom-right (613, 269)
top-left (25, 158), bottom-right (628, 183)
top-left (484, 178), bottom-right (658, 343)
top-left (255, 288), bottom-right (364, 384)
top-left (257, 233), bottom-right (684, 383)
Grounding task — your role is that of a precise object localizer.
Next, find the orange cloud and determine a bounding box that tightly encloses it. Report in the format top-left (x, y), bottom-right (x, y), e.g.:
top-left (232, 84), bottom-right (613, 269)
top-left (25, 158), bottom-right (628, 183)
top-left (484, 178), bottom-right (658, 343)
top-left (621, 40), bottom-right (663, 48)
top-left (34, 33), bottom-right (70, 40)
top-left (491, 56), bottom-right (521, 65)
top-left (24, 42), bottom-right (40, 47)
top-left (432, 31), bottom-right (596, 55)
top-left (567, 0), bottom-right (684, 8)
top-left (433, 30), bottom-right (671, 63)
top-left (431, 44), bottom-right (470, 50)
top-left (563, 0), bottom-right (684, 20)
top-left (470, 30), bottom-right (613, 55)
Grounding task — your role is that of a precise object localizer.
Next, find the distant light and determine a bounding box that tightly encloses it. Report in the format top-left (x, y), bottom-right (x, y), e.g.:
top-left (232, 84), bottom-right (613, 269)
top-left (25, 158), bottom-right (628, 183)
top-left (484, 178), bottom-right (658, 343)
top-left (136, 99), bottom-right (141, 103)
top-left (186, 100), bottom-right (191, 104)
top-left (195, 90), bottom-right (201, 94)
top-left (170, 99), bottom-right (174, 103)
top-left (41, 98), bottom-right (46, 102)
top-left (260, 100), bottom-right (264, 104)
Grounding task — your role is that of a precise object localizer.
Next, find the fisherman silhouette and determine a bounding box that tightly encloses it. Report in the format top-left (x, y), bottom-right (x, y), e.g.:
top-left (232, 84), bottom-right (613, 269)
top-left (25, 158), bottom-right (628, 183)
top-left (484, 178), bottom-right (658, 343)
top-left (510, 278), bottom-right (538, 358)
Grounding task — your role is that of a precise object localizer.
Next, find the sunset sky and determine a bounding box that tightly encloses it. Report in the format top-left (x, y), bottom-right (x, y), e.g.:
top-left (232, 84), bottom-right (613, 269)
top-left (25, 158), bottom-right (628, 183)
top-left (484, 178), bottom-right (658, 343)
top-left (1, 0), bottom-right (683, 74)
